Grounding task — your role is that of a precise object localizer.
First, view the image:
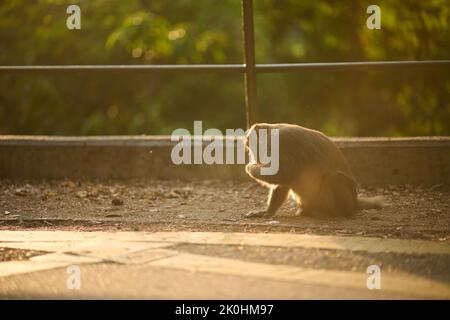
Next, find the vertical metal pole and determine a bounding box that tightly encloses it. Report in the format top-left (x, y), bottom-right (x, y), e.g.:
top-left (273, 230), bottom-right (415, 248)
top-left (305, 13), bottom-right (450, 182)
top-left (241, 0), bottom-right (257, 128)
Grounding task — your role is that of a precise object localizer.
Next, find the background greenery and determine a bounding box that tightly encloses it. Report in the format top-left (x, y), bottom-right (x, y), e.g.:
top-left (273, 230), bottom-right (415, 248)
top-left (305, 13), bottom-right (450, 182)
top-left (0, 0), bottom-right (449, 136)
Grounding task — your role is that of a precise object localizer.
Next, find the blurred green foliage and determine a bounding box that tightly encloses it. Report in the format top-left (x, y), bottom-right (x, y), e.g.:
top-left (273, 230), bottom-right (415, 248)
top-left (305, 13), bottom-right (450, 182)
top-left (0, 0), bottom-right (449, 136)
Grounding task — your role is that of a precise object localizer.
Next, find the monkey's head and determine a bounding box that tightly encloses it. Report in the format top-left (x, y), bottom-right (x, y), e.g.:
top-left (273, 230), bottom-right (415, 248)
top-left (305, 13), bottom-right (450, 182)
top-left (245, 123), bottom-right (278, 165)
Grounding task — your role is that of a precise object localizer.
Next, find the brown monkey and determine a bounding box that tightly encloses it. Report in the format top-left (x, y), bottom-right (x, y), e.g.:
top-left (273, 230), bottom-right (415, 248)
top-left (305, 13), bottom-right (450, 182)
top-left (244, 123), bottom-right (385, 218)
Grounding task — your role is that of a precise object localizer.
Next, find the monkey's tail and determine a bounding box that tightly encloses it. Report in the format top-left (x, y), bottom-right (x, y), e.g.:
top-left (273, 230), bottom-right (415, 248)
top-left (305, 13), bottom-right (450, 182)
top-left (357, 195), bottom-right (386, 210)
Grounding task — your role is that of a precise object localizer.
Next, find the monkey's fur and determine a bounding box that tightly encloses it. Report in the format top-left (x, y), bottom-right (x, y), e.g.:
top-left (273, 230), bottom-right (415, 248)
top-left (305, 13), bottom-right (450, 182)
top-left (244, 123), bottom-right (385, 218)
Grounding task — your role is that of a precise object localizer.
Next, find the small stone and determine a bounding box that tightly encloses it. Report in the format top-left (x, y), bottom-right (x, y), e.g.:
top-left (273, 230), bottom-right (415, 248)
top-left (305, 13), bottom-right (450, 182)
top-left (268, 220), bottom-right (280, 225)
top-left (88, 189), bottom-right (99, 198)
top-left (14, 188), bottom-right (29, 196)
top-left (177, 214), bottom-right (186, 219)
top-left (60, 180), bottom-right (76, 188)
top-left (167, 191), bottom-right (179, 199)
top-left (76, 191), bottom-right (88, 198)
top-left (111, 198), bottom-right (124, 206)
top-left (105, 214), bottom-right (122, 218)
top-left (41, 191), bottom-right (57, 200)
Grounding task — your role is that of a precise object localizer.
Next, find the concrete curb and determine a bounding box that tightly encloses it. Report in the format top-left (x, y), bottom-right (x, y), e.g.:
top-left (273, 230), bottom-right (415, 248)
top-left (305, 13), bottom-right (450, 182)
top-left (1, 231), bottom-right (450, 299)
top-left (2, 231), bottom-right (449, 256)
top-left (1, 136), bottom-right (449, 184)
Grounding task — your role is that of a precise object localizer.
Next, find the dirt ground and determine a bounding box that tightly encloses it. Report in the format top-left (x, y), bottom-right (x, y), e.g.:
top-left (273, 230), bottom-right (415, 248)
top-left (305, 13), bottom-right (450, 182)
top-left (0, 247), bottom-right (48, 262)
top-left (0, 179), bottom-right (448, 242)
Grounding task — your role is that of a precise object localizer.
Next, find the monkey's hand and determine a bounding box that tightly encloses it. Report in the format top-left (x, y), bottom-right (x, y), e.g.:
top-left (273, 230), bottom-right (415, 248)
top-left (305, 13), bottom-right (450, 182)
top-left (245, 163), bottom-right (262, 179)
top-left (244, 209), bottom-right (271, 218)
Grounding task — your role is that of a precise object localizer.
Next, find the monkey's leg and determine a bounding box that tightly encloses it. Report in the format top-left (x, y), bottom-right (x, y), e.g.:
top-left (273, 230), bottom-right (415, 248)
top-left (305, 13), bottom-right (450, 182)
top-left (245, 185), bottom-right (290, 218)
top-left (334, 171), bottom-right (357, 216)
top-left (301, 171), bottom-right (357, 218)
top-left (294, 206), bottom-right (304, 216)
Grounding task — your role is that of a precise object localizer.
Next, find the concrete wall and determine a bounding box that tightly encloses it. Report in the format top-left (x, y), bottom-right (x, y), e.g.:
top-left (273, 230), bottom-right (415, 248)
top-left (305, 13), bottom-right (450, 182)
top-left (0, 136), bottom-right (449, 185)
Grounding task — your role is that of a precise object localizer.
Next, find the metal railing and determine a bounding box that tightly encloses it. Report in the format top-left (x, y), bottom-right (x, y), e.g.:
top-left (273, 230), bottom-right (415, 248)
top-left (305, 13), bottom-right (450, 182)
top-left (0, 0), bottom-right (449, 128)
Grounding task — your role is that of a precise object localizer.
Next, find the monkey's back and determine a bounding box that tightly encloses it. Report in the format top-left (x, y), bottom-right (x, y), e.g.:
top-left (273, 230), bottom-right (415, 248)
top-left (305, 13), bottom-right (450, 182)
top-left (276, 123), bottom-right (354, 179)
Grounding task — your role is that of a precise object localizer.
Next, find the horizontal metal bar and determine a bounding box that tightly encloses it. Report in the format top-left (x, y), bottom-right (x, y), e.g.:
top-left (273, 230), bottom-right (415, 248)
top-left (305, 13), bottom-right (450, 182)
top-left (1, 135), bottom-right (448, 148)
top-left (256, 60), bottom-right (450, 72)
top-left (0, 64), bottom-right (246, 74)
top-left (0, 60), bottom-right (448, 75)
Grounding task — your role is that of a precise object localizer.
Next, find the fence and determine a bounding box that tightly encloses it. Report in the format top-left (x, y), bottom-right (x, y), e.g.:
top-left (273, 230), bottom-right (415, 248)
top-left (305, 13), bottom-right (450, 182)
top-left (0, 0), bottom-right (449, 129)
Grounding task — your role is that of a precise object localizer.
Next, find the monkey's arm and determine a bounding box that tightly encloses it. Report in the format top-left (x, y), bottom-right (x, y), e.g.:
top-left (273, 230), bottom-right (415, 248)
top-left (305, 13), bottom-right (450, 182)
top-left (245, 162), bottom-right (293, 185)
top-left (245, 185), bottom-right (290, 218)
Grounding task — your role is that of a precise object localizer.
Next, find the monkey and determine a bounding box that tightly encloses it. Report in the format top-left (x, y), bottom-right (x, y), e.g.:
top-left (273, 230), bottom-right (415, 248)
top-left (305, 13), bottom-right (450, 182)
top-left (244, 123), bottom-right (385, 218)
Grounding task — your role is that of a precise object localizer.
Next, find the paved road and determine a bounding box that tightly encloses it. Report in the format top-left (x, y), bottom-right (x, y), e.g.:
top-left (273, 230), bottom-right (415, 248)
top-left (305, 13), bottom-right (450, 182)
top-left (0, 231), bottom-right (449, 299)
